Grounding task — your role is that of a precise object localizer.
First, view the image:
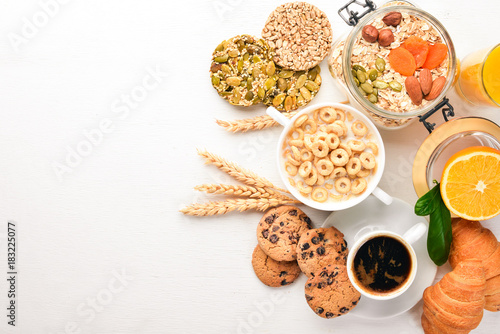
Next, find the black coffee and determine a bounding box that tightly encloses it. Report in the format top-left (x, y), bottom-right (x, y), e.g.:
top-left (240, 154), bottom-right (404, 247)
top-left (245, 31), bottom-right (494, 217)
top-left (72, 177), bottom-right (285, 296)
top-left (353, 236), bottom-right (412, 294)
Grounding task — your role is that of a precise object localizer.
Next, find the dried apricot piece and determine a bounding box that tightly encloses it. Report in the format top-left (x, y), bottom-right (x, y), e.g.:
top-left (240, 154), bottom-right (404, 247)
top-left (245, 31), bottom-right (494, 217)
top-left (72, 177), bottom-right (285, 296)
top-left (388, 47), bottom-right (416, 76)
top-left (422, 43), bottom-right (448, 70)
top-left (403, 36), bottom-right (429, 68)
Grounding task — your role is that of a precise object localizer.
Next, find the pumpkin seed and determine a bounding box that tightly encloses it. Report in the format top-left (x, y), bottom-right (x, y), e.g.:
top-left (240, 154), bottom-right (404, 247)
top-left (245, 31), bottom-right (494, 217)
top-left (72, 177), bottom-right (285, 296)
top-left (257, 87), bottom-right (266, 99)
top-left (266, 61), bottom-right (275, 76)
top-left (368, 69), bottom-right (378, 81)
top-left (273, 93), bottom-right (286, 107)
top-left (278, 78), bottom-right (287, 92)
top-left (315, 65), bottom-right (321, 74)
top-left (353, 65), bottom-right (366, 72)
top-left (237, 59), bottom-right (243, 72)
top-left (252, 67), bottom-right (261, 78)
top-left (307, 68), bottom-right (318, 81)
top-left (211, 75), bottom-right (220, 86)
top-left (253, 55), bottom-right (261, 63)
top-left (375, 58), bottom-right (386, 72)
top-left (367, 94), bottom-right (378, 103)
top-left (305, 80), bottom-right (319, 91)
top-left (372, 80), bottom-right (389, 89)
top-left (246, 78), bottom-right (254, 90)
top-left (373, 88), bottom-right (378, 96)
top-left (243, 53), bottom-right (249, 61)
top-left (288, 88), bottom-right (298, 96)
top-left (221, 64), bottom-right (231, 74)
top-left (214, 54), bottom-right (229, 63)
top-left (227, 77), bottom-right (241, 86)
top-left (215, 42), bottom-right (225, 52)
top-left (284, 96), bottom-right (293, 112)
top-left (296, 74), bottom-right (307, 89)
top-left (314, 74), bottom-right (322, 86)
top-left (300, 87), bottom-right (312, 101)
top-left (228, 49), bottom-right (239, 58)
top-left (351, 69), bottom-right (357, 78)
top-left (389, 81), bottom-right (403, 92)
top-left (245, 91), bottom-right (254, 101)
top-left (357, 70), bottom-right (367, 84)
top-left (360, 82), bottom-right (373, 94)
top-left (354, 77), bottom-right (360, 87)
top-left (278, 70), bottom-right (294, 78)
top-left (265, 78), bottom-right (276, 91)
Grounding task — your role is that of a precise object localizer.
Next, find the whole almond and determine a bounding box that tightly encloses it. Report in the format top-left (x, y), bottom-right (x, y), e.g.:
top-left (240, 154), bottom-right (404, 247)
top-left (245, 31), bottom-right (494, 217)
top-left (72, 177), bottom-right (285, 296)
top-left (405, 76), bottom-right (423, 106)
top-left (362, 25), bottom-right (379, 43)
top-left (419, 69), bottom-right (432, 95)
top-left (382, 12), bottom-right (402, 26)
top-left (425, 76), bottom-right (446, 101)
top-left (378, 29), bottom-right (394, 47)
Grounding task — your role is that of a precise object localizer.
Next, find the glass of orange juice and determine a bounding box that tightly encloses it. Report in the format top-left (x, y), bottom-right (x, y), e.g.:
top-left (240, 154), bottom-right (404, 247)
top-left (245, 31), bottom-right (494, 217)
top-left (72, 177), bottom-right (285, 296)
top-left (456, 44), bottom-right (500, 107)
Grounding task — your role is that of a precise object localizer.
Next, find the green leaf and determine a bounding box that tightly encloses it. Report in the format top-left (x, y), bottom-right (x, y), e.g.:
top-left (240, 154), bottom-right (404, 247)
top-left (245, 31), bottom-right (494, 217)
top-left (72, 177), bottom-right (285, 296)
top-left (414, 184), bottom-right (441, 216)
top-left (426, 191), bottom-right (452, 266)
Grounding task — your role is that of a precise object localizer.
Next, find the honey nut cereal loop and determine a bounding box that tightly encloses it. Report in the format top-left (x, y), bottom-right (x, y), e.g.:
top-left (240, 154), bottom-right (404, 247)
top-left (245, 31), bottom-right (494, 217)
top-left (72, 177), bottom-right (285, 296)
top-left (346, 157), bottom-right (362, 177)
top-left (335, 177), bottom-right (351, 194)
top-left (351, 178), bottom-right (367, 195)
top-left (291, 146), bottom-right (301, 161)
top-left (366, 142), bottom-right (379, 155)
top-left (304, 136), bottom-right (314, 150)
top-left (298, 161), bottom-right (313, 178)
top-left (290, 128), bottom-right (304, 140)
top-left (316, 174), bottom-right (325, 186)
top-left (302, 119), bottom-right (317, 134)
top-left (348, 139), bottom-right (366, 152)
top-left (286, 153), bottom-right (301, 166)
top-left (316, 159), bottom-right (334, 176)
top-left (312, 187), bottom-right (328, 203)
top-left (360, 152), bottom-right (376, 169)
top-left (330, 149), bottom-right (349, 167)
top-left (319, 107), bottom-right (337, 123)
top-left (335, 109), bottom-right (346, 122)
top-left (289, 139), bottom-right (304, 148)
top-left (334, 120), bottom-right (348, 137)
top-left (326, 123), bottom-right (344, 137)
top-left (294, 114), bottom-right (309, 128)
top-left (297, 181), bottom-right (312, 194)
top-left (300, 148), bottom-right (314, 161)
top-left (285, 161), bottom-right (298, 176)
top-left (356, 168), bottom-right (371, 178)
top-left (311, 140), bottom-right (329, 158)
top-left (339, 143), bottom-right (352, 158)
top-left (326, 133), bottom-right (340, 150)
top-left (305, 168), bottom-right (318, 186)
top-left (352, 120), bottom-right (368, 137)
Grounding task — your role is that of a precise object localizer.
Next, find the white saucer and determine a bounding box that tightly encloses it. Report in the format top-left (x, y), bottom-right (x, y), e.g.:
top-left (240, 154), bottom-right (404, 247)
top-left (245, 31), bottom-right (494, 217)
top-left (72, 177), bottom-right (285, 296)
top-left (322, 195), bottom-right (437, 319)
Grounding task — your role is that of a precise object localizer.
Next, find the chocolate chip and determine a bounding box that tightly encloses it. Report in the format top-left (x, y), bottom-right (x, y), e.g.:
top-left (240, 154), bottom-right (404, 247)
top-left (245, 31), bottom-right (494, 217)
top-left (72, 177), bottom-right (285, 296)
top-left (272, 225), bottom-right (280, 232)
top-left (352, 299), bottom-right (358, 305)
top-left (307, 283), bottom-right (312, 288)
top-left (281, 279), bottom-right (289, 286)
top-left (309, 251), bottom-right (314, 258)
top-left (301, 243), bottom-right (310, 250)
top-left (318, 232), bottom-right (325, 240)
top-left (280, 221), bottom-right (284, 226)
top-left (341, 239), bottom-right (347, 252)
top-left (301, 252), bottom-right (307, 260)
top-left (301, 215), bottom-right (312, 227)
top-left (317, 282), bottom-right (323, 289)
top-left (288, 209), bottom-right (297, 216)
top-left (279, 271), bottom-right (287, 277)
top-left (305, 294), bottom-right (313, 301)
top-left (316, 307), bottom-right (324, 314)
top-left (265, 214), bottom-right (277, 224)
top-left (311, 237), bottom-right (320, 244)
top-left (269, 234), bottom-right (278, 243)
top-left (340, 307), bottom-right (349, 314)
top-left (319, 270), bottom-right (328, 277)
top-left (262, 229), bottom-right (269, 239)
top-left (317, 247), bottom-right (325, 255)
top-left (335, 256), bottom-right (340, 261)
top-left (327, 277), bottom-right (334, 285)
top-left (325, 312), bottom-right (334, 318)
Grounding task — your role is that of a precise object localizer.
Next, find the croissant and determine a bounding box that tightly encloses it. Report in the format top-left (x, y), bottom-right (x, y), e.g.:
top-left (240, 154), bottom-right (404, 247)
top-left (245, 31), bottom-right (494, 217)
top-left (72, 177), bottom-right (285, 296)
top-left (449, 219), bottom-right (500, 311)
top-left (422, 260), bottom-right (486, 334)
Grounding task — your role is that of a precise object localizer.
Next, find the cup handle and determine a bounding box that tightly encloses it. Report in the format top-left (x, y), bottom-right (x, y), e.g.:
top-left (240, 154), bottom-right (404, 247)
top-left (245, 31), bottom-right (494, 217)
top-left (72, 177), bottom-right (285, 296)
top-left (371, 187), bottom-right (393, 206)
top-left (403, 222), bottom-right (427, 245)
top-left (266, 106), bottom-right (291, 127)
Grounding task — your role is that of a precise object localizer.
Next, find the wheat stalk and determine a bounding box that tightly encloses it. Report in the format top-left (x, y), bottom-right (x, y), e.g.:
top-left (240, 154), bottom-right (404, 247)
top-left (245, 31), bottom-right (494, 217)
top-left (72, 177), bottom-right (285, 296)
top-left (216, 112), bottom-right (297, 133)
top-left (180, 198), bottom-right (297, 216)
top-left (197, 149), bottom-right (288, 193)
top-left (194, 184), bottom-right (297, 201)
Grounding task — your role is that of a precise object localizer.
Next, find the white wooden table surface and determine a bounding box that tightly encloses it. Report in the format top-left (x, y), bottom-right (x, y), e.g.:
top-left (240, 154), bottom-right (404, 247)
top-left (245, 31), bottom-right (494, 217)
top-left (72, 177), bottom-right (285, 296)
top-left (0, 0), bottom-right (499, 333)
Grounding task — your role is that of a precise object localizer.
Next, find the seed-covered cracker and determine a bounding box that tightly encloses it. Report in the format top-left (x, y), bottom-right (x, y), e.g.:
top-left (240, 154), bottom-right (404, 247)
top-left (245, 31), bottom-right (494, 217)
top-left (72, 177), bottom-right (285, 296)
top-left (210, 35), bottom-right (272, 107)
top-left (262, 65), bottom-right (322, 112)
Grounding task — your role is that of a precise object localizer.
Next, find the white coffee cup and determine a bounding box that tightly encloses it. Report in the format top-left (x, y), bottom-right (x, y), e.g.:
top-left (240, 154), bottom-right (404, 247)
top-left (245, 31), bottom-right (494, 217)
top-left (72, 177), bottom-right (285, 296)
top-left (267, 103), bottom-right (392, 211)
top-left (346, 222), bottom-right (427, 300)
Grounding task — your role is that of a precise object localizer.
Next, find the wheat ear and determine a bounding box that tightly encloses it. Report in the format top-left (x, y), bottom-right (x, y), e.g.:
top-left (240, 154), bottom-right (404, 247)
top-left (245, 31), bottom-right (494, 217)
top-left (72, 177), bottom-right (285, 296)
top-left (194, 184), bottom-right (297, 201)
top-left (216, 112), bottom-right (297, 133)
top-left (180, 198), bottom-right (296, 216)
top-left (197, 149), bottom-right (288, 193)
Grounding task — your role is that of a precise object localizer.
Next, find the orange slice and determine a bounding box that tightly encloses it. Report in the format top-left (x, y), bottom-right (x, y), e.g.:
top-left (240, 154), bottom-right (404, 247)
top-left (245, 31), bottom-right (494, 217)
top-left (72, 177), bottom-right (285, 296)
top-left (441, 146), bottom-right (500, 220)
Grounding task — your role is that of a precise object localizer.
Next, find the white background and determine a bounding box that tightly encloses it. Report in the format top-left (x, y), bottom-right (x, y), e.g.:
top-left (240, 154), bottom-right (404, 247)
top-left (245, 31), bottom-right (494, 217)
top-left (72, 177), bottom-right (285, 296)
top-left (0, 0), bottom-right (499, 333)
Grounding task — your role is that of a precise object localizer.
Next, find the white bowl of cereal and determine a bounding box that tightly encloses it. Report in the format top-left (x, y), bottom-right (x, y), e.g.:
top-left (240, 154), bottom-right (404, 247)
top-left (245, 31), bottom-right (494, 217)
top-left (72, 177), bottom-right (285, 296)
top-left (267, 103), bottom-right (392, 211)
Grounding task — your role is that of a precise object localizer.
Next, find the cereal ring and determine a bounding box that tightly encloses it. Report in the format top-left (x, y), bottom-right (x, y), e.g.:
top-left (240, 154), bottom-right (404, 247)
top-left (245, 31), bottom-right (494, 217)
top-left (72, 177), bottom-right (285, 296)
top-left (330, 166), bottom-right (347, 179)
top-left (316, 159), bottom-right (334, 176)
top-left (319, 107), bottom-right (337, 123)
top-left (285, 161), bottom-right (298, 176)
top-left (286, 153), bottom-right (301, 166)
top-left (339, 143), bottom-right (352, 157)
top-left (325, 183), bottom-right (334, 190)
top-left (325, 133), bottom-right (340, 150)
top-left (360, 152), bottom-right (376, 169)
top-left (348, 139), bottom-right (366, 152)
top-left (304, 136), bottom-right (314, 150)
top-left (299, 161), bottom-right (313, 178)
top-left (356, 168), bottom-right (371, 178)
top-left (288, 177), bottom-right (296, 187)
top-left (291, 146), bottom-right (301, 161)
top-left (366, 142), bottom-right (379, 155)
top-left (330, 149), bottom-right (349, 167)
top-left (300, 148), bottom-right (314, 161)
top-left (289, 139), bottom-right (304, 148)
top-left (294, 114), bottom-right (309, 128)
top-left (334, 120), bottom-right (348, 137)
top-left (351, 178), bottom-right (367, 195)
top-left (302, 119), bottom-right (317, 134)
top-left (289, 128), bottom-right (304, 140)
top-left (314, 132), bottom-right (328, 143)
top-left (311, 187), bottom-right (328, 203)
top-left (316, 174), bottom-right (325, 186)
top-left (352, 120), bottom-right (368, 137)
top-left (297, 181), bottom-right (312, 194)
top-left (313, 108), bottom-right (321, 122)
top-left (335, 177), bottom-right (351, 194)
top-left (326, 123), bottom-right (344, 137)
top-left (335, 109), bottom-right (346, 122)
top-left (346, 157), bottom-right (362, 177)
top-left (311, 140), bottom-right (329, 158)
top-left (305, 168), bottom-right (318, 186)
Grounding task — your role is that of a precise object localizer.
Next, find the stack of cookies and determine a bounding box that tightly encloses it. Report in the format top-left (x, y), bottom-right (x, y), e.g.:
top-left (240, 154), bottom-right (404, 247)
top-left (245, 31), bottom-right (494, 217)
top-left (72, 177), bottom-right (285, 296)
top-left (252, 205), bottom-right (361, 319)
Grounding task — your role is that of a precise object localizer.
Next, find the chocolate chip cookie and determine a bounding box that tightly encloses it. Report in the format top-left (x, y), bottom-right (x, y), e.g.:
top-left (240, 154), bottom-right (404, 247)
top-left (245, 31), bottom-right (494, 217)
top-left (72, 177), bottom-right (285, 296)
top-left (251, 245), bottom-right (301, 287)
top-left (297, 227), bottom-right (348, 278)
top-left (257, 206), bottom-right (312, 262)
top-left (304, 264), bottom-right (361, 319)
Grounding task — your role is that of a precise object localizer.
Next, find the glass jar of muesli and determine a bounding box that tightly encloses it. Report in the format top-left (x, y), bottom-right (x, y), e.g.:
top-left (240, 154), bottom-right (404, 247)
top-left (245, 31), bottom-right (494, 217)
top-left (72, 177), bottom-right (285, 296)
top-left (329, 1), bottom-right (457, 130)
